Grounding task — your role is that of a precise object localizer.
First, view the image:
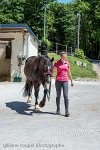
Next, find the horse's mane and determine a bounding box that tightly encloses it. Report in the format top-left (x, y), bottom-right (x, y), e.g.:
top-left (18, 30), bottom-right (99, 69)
top-left (34, 56), bottom-right (46, 74)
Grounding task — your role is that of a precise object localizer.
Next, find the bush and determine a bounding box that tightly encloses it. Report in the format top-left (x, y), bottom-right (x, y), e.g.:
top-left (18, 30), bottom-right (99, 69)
top-left (41, 38), bottom-right (52, 50)
top-left (75, 49), bottom-right (86, 59)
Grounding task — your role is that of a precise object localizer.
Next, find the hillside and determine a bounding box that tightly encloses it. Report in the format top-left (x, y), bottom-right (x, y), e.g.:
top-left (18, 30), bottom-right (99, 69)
top-left (49, 53), bottom-right (97, 79)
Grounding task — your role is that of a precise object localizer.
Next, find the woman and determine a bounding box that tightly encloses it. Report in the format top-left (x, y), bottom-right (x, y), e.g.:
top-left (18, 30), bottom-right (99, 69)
top-left (52, 51), bottom-right (73, 117)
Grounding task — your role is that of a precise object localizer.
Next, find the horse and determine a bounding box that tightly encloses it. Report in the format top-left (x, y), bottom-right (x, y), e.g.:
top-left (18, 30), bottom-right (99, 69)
top-left (23, 55), bottom-right (54, 110)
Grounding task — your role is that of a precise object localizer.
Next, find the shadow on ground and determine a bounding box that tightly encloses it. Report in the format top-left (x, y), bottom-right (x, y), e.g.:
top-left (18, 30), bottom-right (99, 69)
top-left (5, 101), bottom-right (57, 116)
top-left (6, 101), bottom-right (33, 115)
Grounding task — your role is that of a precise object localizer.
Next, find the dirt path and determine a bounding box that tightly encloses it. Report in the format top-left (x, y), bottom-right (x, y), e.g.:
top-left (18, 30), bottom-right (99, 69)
top-left (91, 60), bottom-right (100, 79)
top-left (75, 60), bottom-right (100, 82)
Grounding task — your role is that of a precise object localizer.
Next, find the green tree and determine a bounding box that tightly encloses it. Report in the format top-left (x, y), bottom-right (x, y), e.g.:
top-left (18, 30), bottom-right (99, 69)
top-left (74, 0), bottom-right (100, 59)
top-left (0, 0), bottom-right (25, 23)
top-left (47, 2), bottom-right (76, 51)
top-left (24, 0), bottom-right (56, 39)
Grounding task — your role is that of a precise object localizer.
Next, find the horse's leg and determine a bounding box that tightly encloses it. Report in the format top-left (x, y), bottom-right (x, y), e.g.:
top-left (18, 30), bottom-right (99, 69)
top-left (34, 83), bottom-right (40, 110)
top-left (39, 83), bottom-right (48, 107)
top-left (27, 80), bottom-right (33, 103)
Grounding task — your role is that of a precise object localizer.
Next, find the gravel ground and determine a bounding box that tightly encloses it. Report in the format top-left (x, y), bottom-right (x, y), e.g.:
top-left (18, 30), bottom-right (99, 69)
top-left (0, 80), bottom-right (100, 150)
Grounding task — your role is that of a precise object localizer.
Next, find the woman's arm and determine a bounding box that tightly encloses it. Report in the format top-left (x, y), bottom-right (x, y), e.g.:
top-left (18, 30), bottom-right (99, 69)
top-left (68, 68), bottom-right (73, 86)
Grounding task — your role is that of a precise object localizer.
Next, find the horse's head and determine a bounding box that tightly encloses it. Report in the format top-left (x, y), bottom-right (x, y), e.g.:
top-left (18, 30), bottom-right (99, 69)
top-left (43, 56), bottom-right (54, 82)
top-left (43, 56), bottom-right (54, 72)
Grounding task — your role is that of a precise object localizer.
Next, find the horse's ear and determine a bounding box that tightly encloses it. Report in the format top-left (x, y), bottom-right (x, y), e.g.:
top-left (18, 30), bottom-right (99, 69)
top-left (51, 57), bottom-right (54, 62)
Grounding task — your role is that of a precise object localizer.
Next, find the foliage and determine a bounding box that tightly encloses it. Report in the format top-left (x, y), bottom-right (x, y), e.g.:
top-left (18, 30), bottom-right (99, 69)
top-left (0, 0), bottom-right (25, 23)
top-left (0, 0), bottom-right (100, 59)
top-left (24, 0), bottom-right (56, 39)
top-left (41, 38), bottom-right (52, 50)
top-left (75, 49), bottom-right (86, 59)
top-left (48, 2), bottom-right (76, 50)
top-left (74, 0), bottom-right (100, 59)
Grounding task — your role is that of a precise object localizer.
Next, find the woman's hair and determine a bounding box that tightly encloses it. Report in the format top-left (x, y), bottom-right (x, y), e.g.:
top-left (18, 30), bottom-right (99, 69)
top-left (60, 51), bottom-right (67, 56)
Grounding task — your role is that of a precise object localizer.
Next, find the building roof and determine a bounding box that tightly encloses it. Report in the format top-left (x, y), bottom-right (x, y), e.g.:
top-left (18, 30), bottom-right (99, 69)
top-left (0, 23), bottom-right (40, 44)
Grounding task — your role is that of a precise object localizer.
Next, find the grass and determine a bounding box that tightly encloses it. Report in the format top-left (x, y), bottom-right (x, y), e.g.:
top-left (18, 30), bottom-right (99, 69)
top-left (49, 53), bottom-right (97, 79)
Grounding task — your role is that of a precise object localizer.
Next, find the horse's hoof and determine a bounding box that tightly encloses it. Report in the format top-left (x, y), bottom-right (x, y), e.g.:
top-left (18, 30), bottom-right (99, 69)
top-left (27, 96), bottom-right (32, 103)
top-left (35, 104), bottom-right (39, 109)
top-left (27, 100), bottom-right (31, 103)
top-left (39, 101), bottom-right (45, 108)
top-left (35, 108), bottom-right (41, 112)
top-left (35, 105), bottom-right (40, 111)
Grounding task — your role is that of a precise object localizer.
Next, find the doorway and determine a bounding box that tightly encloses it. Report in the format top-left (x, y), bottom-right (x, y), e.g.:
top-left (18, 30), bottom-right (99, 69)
top-left (0, 39), bottom-right (12, 81)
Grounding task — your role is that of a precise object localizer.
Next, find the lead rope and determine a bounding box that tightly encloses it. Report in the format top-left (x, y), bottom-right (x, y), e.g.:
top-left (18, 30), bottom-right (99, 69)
top-left (47, 75), bottom-right (51, 101)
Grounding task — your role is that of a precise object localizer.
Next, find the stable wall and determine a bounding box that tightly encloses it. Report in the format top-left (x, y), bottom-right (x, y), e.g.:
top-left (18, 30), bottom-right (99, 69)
top-left (0, 32), bottom-right (38, 81)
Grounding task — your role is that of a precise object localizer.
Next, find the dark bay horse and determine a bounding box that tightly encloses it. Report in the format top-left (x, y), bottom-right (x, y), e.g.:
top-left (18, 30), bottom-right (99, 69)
top-left (23, 55), bottom-right (54, 110)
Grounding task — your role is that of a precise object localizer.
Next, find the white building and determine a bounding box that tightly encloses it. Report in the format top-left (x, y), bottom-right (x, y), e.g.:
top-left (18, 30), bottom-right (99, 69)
top-left (0, 24), bottom-right (40, 82)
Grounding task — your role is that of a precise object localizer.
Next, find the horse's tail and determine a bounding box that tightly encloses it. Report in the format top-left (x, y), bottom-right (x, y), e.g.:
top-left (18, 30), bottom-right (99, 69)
top-left (23, 81), bottom-right (29, 97)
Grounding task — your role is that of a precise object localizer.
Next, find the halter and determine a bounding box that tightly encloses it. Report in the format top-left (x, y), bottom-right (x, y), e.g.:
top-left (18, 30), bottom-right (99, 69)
top-left (42, 56), bottom-right (51, 76)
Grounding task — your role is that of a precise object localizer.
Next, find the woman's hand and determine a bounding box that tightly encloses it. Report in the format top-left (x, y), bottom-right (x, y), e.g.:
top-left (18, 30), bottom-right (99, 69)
top-left (71, 81), bottom-right (73, 87)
